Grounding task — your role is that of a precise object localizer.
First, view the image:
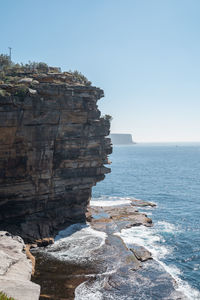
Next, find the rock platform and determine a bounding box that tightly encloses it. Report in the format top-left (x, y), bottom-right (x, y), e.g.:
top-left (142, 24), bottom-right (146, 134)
top-left (0, 231), bottom-right (40, 300)
top-left (31, 199), bottom-right (186, 300)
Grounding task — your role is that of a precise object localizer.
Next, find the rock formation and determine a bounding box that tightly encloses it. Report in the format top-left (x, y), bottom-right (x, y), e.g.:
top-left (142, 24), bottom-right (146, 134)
top-left (0, 231), bottom-right (40, 300)
top-left (31, 200), bottom-right (185, 300)
top-left (0, 69), bottom-right (112, 242)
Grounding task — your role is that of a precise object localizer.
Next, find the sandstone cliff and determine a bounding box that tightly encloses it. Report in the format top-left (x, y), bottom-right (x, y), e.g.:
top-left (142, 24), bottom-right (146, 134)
top-left (0, 69), bottom-right (112, 242)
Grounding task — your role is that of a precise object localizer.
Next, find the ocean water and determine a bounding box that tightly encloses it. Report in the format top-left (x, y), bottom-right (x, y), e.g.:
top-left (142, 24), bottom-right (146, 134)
top-left (92, 143), bottom-right (200, 299)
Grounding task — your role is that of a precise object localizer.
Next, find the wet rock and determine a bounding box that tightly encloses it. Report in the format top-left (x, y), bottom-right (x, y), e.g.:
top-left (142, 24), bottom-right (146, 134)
top-left (0, 231), bottom-right (40, 300)
top-left (130, 245), bottom-right (152, 261)
top-left (74, 260), bottom-right (187, 300)
top-left (131, 198), bottom-right (156, 207)
top-left (31, 203), bottom-right (186, 300)
top-left (35, 237), bottom-right (54, 247)
top-left (90, 205), bottom-right (153, 228)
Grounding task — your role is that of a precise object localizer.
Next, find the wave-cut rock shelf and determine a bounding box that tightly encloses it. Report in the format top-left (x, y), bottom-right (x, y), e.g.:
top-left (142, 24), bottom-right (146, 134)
top-left (31, 199), bottom-right (186, 300)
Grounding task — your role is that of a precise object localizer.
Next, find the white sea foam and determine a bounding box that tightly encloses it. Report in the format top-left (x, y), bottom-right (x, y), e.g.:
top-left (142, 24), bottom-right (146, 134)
top-left (115, 224), bottom-right (171, 259)
top-left (56, 223), bottom-right (107, 246)
top-left (75, 279), bottom-right (104, 300)
top-left (73, 269), bottom-right (117, 279)
top-left (163, 262), bottom-right (200, 300)
top-left (91, 199), bottom-right (132, 207)
top-left (140, 211), bottom-right (153, 216)
top-left (115, 221), bottom-right (200, 300)
top-left (91, 196), bottom-right (136, 207)
top-left (176, 279), bottom-right (200, 300)
top-left (91, 196), bottom-right (157, 208)
top-left (44, 223), bottom-right (107, 263)
top-left (193, 264), bottom-right (199, 271)
top-left (156, 220), bottom-right (177, 233)
top-left (75, 277), bottom-right (126, 300)
top-left (157, 261), bottom-right (200, 299)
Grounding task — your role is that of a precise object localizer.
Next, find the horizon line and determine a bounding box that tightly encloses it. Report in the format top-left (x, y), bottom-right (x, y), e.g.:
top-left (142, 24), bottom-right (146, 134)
top-left (135, 141), bottom-right (200, 143)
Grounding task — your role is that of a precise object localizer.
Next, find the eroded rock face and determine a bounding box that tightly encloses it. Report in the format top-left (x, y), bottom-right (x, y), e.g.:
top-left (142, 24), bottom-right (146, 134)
top-left (0, 231), bottom-right (40, 300)
top-left (0, 74), bottom-right (112, 241)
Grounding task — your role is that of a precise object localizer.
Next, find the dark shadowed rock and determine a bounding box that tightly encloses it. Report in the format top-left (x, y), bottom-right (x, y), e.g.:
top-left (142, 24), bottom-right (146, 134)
top-left (0, 72), bottom-right (112, 242)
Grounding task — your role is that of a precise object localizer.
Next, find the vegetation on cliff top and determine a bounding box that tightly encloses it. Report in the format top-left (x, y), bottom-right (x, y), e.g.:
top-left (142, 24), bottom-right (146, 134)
top-left (0, 54), bottom-right (91, 86)
top-left (102, 114), bottom-right (113, 122)
top-left (0, 291), bottom-right (15, 300)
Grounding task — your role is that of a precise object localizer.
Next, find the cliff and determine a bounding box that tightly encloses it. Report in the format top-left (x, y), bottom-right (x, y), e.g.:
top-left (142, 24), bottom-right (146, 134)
top-left (110, 133), bottom-right (135, 145)
top-left (0, 69), bottom-right (112, 242)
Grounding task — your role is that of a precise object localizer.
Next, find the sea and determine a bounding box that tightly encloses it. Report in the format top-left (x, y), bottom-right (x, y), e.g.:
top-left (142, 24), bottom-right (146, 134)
top-left (92, 143), bottom-right (200, 299)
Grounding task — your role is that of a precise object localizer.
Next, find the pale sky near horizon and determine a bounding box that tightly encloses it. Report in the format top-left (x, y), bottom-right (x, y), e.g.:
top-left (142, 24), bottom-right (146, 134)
top-left (1, 0), bottom-right (200, 142)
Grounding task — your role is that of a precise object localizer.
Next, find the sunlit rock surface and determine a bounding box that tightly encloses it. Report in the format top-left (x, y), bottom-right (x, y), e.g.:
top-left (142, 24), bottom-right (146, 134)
top-left (0, 231), bottom-right (40, 300)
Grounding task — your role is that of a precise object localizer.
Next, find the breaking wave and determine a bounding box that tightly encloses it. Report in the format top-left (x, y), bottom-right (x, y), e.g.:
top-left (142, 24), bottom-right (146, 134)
top-left (115, 220), bottom-right (200, 300)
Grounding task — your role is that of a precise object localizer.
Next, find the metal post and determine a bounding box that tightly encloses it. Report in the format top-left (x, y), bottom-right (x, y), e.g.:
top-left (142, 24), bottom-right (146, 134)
top-left (8, 47), bottom-right (12, 62)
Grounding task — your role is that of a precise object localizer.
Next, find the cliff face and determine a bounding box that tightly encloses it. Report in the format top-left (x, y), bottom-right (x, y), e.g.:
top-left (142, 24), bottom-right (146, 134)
top-left (0, 71), bottom-right (112, 242)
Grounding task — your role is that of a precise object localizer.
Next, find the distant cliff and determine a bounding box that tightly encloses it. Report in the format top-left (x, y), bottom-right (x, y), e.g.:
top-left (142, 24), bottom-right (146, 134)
top-left (0, 68), bottom-right (112, 242)
top-left (110, 133), bottom-right (135, 145)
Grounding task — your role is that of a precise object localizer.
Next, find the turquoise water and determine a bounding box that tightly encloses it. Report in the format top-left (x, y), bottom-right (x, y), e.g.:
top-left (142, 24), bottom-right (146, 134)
top-left (92, 143), bottom-right (200, 298)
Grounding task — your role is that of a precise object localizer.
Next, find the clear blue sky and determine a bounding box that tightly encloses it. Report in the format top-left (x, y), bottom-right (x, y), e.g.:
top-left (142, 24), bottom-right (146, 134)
top-left (1, 0), bottom-right (200, 142)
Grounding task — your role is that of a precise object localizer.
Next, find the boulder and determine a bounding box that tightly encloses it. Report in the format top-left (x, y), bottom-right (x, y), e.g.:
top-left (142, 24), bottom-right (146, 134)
top-left (0, 231), bottom-right (40, 300)
top-left (18, 78), bottom-right (33, 84)
top-left (130, 244), bottom-right (152, 261)
top-left (28, 88), bottom-right (37, 94)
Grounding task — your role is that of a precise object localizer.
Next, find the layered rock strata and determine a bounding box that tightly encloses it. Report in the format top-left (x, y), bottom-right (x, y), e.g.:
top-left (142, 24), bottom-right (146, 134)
top-left (0, 231), bottom-right (40, 300)
top-left (0, 71), bottom-right (112, 242)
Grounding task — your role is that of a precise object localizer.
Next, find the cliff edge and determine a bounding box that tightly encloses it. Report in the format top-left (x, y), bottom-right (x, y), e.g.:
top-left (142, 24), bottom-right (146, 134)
top-left (0, 67), bottom-right (112, 242)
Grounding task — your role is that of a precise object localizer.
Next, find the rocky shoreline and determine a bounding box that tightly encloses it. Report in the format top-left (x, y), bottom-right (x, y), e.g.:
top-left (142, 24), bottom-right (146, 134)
top-left (0, 66), bottom-right (187, 299)
top-left (31, 199), bottom-right (186, 300)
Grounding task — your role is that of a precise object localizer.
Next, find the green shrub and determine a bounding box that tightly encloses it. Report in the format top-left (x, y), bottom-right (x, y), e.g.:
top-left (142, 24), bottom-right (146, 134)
top-left (102, 114), bottom-right (113, 122)
top-left (14, 85), bottom-right (29, 97)
top-left (0, 291), bottom-right (15, 300)
top-left (0, 89), bottom-right (7, 97)
top-left (0, 70), bottom-right (5, 80)
top-left (0, 53), bottom-right (91, 87)
top-left (0, 58), bottom-right (49, 74)
top-left (0, 54), bottom-right (12, 71)
top-left (22, 61), bottom-right (49, 73)
top-left (69, 70), bottom-right (91, 86)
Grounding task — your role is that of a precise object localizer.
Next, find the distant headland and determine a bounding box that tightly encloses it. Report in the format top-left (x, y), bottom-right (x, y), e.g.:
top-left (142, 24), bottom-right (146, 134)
top-left (110, 133), bottom-right (136, 145)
